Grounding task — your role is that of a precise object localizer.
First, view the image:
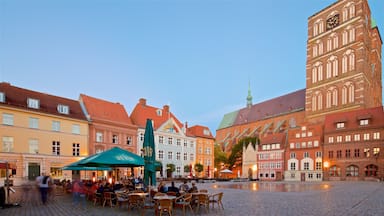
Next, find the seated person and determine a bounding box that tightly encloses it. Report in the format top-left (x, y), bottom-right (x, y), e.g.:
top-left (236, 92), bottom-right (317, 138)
top-left (179, 180), bottom-right (190, 192)
top-left (167, 181), bottom-right (180, 195)
top-left (158, 181), bottom-right (167, 193)
top-left (188, 182), bottom-right (198, 193)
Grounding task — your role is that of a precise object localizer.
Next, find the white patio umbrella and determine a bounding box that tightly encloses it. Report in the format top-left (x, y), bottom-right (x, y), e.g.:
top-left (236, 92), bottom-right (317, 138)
top-left (220, 169), bottom-right (233, 178)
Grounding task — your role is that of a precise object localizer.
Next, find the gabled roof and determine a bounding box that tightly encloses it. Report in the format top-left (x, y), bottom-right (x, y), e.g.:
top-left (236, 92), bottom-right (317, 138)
top-left (260, 132), bottom-right (286, 145)
top-left (324, 106), bottom-right (384, 133)
top-left (187, 125), bottom-right (214, 139)
top-left (79, 94), bottom-right (133, 125)
top-left (217, 89), bottom-right (305, 130)
top-left (130, 98), bottom-right (183, 130)
top-left (0, 82), bottom-right (87, 121)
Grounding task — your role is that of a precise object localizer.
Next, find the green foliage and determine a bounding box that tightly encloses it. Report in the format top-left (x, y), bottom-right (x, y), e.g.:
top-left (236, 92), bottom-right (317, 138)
top-left (166, 163), bottom-right (176, 173)
top-left (214, 144), bottom-right (227, 168)
top-left (227, 136), bottom-right (259, 169)
top-left (184, 164), bottom-right (191, 173)
top-left (194, 163), bottom-right (204, 173)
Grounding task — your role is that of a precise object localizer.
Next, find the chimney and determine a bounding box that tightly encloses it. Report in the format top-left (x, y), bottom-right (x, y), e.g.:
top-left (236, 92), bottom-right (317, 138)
top-left (139, 98), bottom-right (146, 106)
top-left (163, 105), bottom-right (169, 114)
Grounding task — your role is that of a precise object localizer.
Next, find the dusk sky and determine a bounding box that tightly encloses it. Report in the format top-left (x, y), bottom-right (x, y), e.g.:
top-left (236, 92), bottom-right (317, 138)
top-left (1, 0), bottom-right (383, 135)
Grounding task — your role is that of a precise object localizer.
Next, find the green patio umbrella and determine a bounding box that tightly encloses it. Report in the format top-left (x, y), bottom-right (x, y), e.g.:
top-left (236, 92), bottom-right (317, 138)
top-left (78, 147), bottom-right (144, 167)
top-left (143, 119), bottom-right (156, 186)
top-left (62, 157), bottom-right (112, 171)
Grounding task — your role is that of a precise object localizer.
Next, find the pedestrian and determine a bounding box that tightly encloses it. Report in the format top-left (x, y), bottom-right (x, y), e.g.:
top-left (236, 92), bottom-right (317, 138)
top-left (72, 178), bottom-right (86, 209)
top-left (36, 173), bottom-right (51, 205)
top-left (179, 180), bottom-right (190, 192)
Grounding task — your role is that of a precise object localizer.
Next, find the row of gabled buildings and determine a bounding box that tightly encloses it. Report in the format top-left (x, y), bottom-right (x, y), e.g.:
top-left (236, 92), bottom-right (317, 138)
top-left (217, 0), bottom-right (384, 181)
top-left (0, 82), bottom-right (214, 185)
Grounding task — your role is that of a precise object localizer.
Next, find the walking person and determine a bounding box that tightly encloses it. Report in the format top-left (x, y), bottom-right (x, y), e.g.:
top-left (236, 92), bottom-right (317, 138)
top-left (72, 178), bottom-right (86, 210)
top-left (36, 173), bottom-right (51, 205)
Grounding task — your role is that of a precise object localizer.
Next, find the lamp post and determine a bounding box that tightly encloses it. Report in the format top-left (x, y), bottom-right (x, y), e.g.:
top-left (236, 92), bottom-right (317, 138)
top-left (323, 161), bottom-right (329, 181)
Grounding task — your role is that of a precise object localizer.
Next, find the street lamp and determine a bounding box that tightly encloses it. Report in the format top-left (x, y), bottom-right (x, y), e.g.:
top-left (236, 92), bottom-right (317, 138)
top-left (323, 161), bottom-right (329, 181)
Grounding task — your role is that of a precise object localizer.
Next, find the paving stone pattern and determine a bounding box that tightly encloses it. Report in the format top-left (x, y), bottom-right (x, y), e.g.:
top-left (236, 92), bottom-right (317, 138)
top-left (1, 181), bottom-right (384, 216)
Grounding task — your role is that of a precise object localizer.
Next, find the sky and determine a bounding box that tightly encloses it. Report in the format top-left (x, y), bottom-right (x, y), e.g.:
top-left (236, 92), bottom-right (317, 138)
top-left (0, 0), bottom-right (383, 136)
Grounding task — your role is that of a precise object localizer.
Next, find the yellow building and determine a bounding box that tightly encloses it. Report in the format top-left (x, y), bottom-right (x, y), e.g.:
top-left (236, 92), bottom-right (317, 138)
top-left (187, 125), bottom-right (215, 178)
top-left (0, 82), bottom-right (89, 185)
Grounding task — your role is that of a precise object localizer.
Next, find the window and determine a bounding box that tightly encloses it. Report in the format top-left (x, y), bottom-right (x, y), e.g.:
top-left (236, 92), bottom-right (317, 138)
top-left (328, 137), bottom-right (334, 143)
top-left (329, 151), bottom-right (334, 158)
top-left (363, 133), bottom-right (370, 141)
top-left (354, 134), bottom-right (360, 141)
top-left (329, 166), bottom-right (341, 177)
top-left (336, 136), bottom-right (342, 142)
top-left (184, 140), bottom-right (187, 147)
top-left (29, 117), bottom-right (39, 129)
top-left (346, 165), bottom-right (358, 177)
top-left (190, 153), bottom-right (194, 161)
top-left (72, 124), bottom-right (80, 134)
top-left (206, 147), bottom-right (211, 155)
top-left (336, 150), bottom-right (342, 158)
top-left (52, 141), bottom-right (60, 155)
top-left (176, 152), bottom-right (181, 160)
top-left (183, 153), bottom-right (187, 161)
top-left (316, 162), bottom-right (322, 170)
top-left (290, 143), bottom-right (294, 149)
top-left (304, 152), bottom-right (309, 158)
top-left (168, 137), bottom-right (173, 145)
top-left (158, 150), bottom-right (164, 159)
top-left (72, 143), bottom-right (80, 156)
top-left (176, 139), bottom-right (181, 146)
top-left (168, 151), bottom-right (173, 160)
top-left (314, 141), bottom-right (319, 147)
top-left (345, 149), bottom-right (351, 158)
top-left (190, 141), bottom-right (194, 148)
top-left (126, 136), bottom-right (132, 145)
top-left (360, 119), bottom-right (369, 126)
top-left (290, 162), bottom-right (296, 170)
top-left (0, 92), bottom-right (4, 102)
top-left (304, 162), bottom-right (309, 170)
top-left (373, 148), bottom-right (380, 157)
top-left (354, 149), bottom-right (360, 157)
top-left (52, 121), bottom-right (60, 132)
top-left (159, 136), bottom-right (164, 144)
top-left (365, 164), bottom-right (378, 177)
top-left (112, 135), bottom-right (119, 144)
top-left (364, 148), bottom-right (370, 157)
top-left (140, 133), bottom-right (144, 141)
top-left (2, 136), bottom-right (14, 152)
top-left (295, 142), bottom-right (300, 148)
top-left (2, 113), bottom-right (14, 125)
top-left (345, 135), bottom-right (351, 142)
top-left (316, 151), bottom-right (322, 158)
top-left (290, 152), bottom-right (296, 159)
top-left (29, 139), bottom-right (39, 154)
top-left (336, 122), bottom-right (345, 128)
top-left (373, 132), bottom-right (380, 140)
top-left (27, 98), bottom-right (39, 109)
top-left (176, 166), bottom-right (181, 174)
top-left (96, 132), bottom-right (103, 142)
top-left (57, 104), bottom-right (69, 114)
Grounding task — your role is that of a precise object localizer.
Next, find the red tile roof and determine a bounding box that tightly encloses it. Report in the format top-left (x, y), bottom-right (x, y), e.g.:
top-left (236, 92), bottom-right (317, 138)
top-left (260, 132), bottom-right (286, 145)
top-left (80, 94), bottom-right (133, 125)
top-left (130, 98), bottom-right (184, 130)
top-left (187, 125), bottom-right (214, 139)
top-left (324, 106), bottom-right (384, 132)
top-left (0, 82), bottom-right (87, 120)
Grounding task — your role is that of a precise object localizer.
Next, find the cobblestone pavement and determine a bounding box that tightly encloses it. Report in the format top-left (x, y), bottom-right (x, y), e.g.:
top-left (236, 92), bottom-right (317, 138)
top-left (1, 181), bottom-right (384, 216)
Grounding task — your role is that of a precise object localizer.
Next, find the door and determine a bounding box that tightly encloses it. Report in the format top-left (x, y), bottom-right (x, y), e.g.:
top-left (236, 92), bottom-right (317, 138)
top-left (28, 163), bottom-right (40, 181)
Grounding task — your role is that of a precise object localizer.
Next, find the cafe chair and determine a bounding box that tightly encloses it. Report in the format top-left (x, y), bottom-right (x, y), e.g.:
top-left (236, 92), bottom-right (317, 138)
top-left (196, 194), bottom-right (209, 214)
top-left (116, 192), bottom-right (129, 208)
top-left (174, 193), bottom-right (194, 216)
top-left (209, 192), bottom-right (224, 210)
top-left (158, 198), bottom-right (173, 216)
top-left (103, 191), bottom-right (116, 207)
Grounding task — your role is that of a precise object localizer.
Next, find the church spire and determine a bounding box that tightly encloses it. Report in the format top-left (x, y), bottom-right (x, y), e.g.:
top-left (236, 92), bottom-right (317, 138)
top-left (246, 80), bottom-right (253, 108)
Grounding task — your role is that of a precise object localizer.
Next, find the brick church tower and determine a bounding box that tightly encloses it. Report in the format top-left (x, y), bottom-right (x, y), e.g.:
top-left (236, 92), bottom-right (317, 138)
top-left (305, 0), bottom-right (382, 122)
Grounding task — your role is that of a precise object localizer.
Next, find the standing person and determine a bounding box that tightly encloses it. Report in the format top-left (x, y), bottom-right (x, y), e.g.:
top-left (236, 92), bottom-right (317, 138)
top-left (72, 178), bottom-right (86, 209)
top-left (36, 173), bottom-right (51, 205)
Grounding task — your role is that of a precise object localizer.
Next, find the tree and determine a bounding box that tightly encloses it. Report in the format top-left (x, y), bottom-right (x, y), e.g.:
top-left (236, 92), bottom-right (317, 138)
top-left (214, 144), bottom-right (227, 169)
top-left (228, 136), bottom-right (259, 169)
top-left (166, 163), bottom-right (176, 178)
top-left (194, 163), bottom-right (204, 177)
top-left (184, 164), bottom-right (191, 173)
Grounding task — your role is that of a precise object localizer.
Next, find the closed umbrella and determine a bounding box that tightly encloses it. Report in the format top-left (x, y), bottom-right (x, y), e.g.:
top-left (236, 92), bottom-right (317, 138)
top-left (143, 119), bottom-right (156, 186)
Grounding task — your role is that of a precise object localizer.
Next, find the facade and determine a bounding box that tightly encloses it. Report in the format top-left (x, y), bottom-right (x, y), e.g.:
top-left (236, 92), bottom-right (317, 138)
top-left (130, 98), bottom-right (196, 178)
top-left (79, 94), bottom-right (138, 179)
top-left (187, 125), bottom-right (215, 178)
top-left (323, 106), bottom-right (384, 180)
top-left (0, 82), bottom-right (89, 185)
top-left (219, 0), bottom-right (383, 181)
top-left (285, 123), bottom-right (323, 182)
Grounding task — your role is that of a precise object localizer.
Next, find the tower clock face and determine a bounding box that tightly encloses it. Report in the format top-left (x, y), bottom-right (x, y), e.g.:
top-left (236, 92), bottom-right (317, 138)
top-left (326, 14), bottom-right (339, 30)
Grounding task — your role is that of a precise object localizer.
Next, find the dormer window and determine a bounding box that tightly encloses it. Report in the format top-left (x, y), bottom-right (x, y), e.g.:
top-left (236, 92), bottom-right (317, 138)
top-left (0, 92), bottom-right (4, 102)
top-left (359, 119), bottom-right (369, 126)
top-left (57, 104), bottom-right (69, 114)
top-left (336, 122), bottom-right (345, 129)
top-left (203, 129), bottom-right (210, 136)
top-left (156, 109), bottom-right (162, 116)
top-left (27, 98), bottom-right (39, 109)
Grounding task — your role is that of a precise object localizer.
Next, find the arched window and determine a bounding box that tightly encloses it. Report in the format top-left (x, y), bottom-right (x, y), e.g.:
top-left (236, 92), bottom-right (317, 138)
top-left (313, 19), bottom-right (324, 36)
top-left (332, 57), bottom-right (338, 77)
top-left (342, 54), bottom-right (348, 73)
top-left (342, 50), bottom-right (355, 73)
top-left (342, 86), bottom-right (348, 104)
top-left (349, 52), bottom-right (355, 70)
top-left (312, 96), bottom-right (317, 111)
top-left (312, 62), bottom-right (323, 83)
top-left (332, 88), bottom-right (338, 106)
top-left (327, 56), bottom-right (338, 78)
top-left (326, 90), bottom-right (332, 108)
top-left (342, 82), bottom-right (355, 104)
top-left (329, 165), bottom-right (341, 177)
top-left (348, 84), bottom-right (354, 103)
top-left (346, 165), bottom-right (359, 177)
top-left (312, 67), bottom-right (317, 83)
top-left (343, 3), bottom-right (355, 21)
top-left (317, 92), bottom-right (323, 110)
top-left (365, 164), bottom-right (378, 177)
top-left (349, 28), bottom-right (355, 42)
top-left (342, 30), bottom-right (348, 46)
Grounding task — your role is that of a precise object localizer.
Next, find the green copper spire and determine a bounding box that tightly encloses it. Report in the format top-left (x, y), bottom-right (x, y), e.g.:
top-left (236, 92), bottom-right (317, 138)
top-left (246, 80), bottom-right (252, 108)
